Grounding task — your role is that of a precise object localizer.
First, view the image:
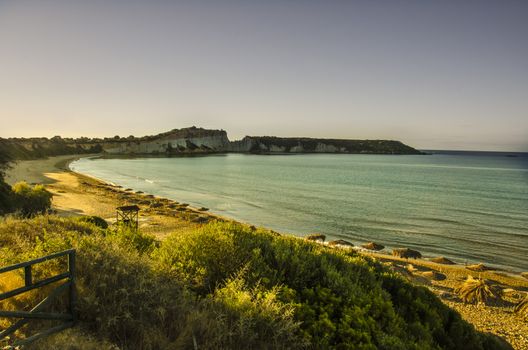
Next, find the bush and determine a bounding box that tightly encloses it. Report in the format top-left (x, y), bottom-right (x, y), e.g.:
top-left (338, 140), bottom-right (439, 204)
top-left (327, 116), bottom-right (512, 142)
top-left (107, 225), bottom-right (156, 255)
top-left (179, 271), bottom-right (305, 349)
top-left (77, 215), bottom-right (109, 229)
top-left (155, 222), bottom-right (503, 349)
top-left (11, 182), bottom-right (52, 217)
top-left (0, 177), bottom-right (13, 215)
top-left (0, 217), bottom-right (188, 349)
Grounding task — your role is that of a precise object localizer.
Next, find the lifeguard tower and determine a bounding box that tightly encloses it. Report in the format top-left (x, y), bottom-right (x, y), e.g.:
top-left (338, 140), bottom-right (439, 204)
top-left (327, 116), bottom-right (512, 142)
top-left (116, 205), bottom-right (139, 230)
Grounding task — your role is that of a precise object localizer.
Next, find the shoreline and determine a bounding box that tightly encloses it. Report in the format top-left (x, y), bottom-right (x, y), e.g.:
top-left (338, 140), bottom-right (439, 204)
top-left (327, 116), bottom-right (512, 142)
top-left (8, 155), bottom-right (528, 276)
top-left (5, 155), bottom-right (528, 349)
top-left (69, 155), bottom-right (527, 274)
top-left (7, 155), bottom-right (528, 275)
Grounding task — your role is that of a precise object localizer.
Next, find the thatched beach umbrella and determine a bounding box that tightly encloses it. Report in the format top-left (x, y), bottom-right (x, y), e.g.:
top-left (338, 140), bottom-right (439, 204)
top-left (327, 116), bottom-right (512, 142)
top-left (466, 263), bottom-right (493, 272)
top-left (420, 271), bottom-right (447, 281)
top-left (392, 248), bottom-right (422, 259)
top-left (361, 242), bottom-right (384, 251)
top-left (430, 256), bottom-right (456, 265)
top-left (455, 276), bottom-right (502, 305)
top-left (306, 234), bottom-right (326, 242)
top-left (328, 239), bottom-right (354, 248)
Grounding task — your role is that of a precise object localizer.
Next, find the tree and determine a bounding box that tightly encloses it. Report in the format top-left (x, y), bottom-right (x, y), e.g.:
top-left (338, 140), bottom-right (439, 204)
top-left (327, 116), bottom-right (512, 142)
top-left (12, 182), bottom-right (53, 217)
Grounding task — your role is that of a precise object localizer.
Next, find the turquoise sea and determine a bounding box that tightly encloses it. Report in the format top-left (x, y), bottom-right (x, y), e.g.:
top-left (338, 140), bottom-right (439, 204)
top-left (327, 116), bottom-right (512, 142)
top-left (70, 152), bottom-right (528, 272)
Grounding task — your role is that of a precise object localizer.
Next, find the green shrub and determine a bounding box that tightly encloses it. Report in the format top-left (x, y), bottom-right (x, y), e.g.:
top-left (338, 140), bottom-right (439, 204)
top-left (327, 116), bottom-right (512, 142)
top-left (11, 182), bottom-right (52, 217)
top-left (77, 215), bottom-right (109, 229)
top-left (178, 271), bottom-right (306, 349)
top-left (155, 222), bottom-right (504, 350)
top-left (106, 225), bottom-right (156, 255)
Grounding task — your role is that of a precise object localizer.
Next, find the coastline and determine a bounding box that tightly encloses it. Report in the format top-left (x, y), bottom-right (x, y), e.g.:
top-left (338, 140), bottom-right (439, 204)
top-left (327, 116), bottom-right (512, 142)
top-left (4, 155), bottom-right (528, 349)
top-left (68, 153), bottom-right (528, 273)
top-left (4, 154), bottom-right (86, 186)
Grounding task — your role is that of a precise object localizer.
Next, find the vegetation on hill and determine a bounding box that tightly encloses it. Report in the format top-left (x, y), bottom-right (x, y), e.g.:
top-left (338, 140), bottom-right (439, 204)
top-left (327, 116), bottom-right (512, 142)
top-left (0, 140), bottom-right (83, 215)
top-left (244, 136), bottom-right (423, 154)
top-left (11, 182), bottom-right (53, 217)
top-left (0, 217), bottom-right (509, 349)
top-left (1, 126), bottom-right (424, 159)
top-left (0, 150), bottom-right (52, 216)
top-left (0, 138), bottom-right (101, 161)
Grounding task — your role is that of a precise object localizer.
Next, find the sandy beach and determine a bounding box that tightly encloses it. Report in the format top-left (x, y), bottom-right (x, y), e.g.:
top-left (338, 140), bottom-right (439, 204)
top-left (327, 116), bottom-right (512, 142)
top-left (5, 155), bottom-right (528, 349)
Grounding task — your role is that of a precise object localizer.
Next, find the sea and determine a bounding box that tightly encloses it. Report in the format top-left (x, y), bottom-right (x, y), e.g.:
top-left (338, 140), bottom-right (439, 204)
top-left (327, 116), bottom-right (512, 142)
top-left (70, 151), bottom-right (528, 272)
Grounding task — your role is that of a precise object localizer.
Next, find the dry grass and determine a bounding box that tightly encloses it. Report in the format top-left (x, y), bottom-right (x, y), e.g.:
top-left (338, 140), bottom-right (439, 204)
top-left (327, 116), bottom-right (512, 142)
top-left (28, 328), bottom-right (119, 350)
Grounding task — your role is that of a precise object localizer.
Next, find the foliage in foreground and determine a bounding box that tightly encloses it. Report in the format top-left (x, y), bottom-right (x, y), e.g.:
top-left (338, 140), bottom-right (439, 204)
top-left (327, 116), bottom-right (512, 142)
top-left (0, 216), bottom-right (511, 350)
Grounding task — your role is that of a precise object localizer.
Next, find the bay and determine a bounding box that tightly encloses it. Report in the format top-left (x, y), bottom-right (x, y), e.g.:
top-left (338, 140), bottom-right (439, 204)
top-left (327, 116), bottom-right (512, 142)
top-left (70, 152), bottom-right (528, 271)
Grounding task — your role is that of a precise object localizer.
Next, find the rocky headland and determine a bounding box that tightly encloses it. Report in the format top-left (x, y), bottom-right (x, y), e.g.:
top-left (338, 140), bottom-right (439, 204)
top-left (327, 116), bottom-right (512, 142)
top-left (0, 126), bottom-right (423, 158)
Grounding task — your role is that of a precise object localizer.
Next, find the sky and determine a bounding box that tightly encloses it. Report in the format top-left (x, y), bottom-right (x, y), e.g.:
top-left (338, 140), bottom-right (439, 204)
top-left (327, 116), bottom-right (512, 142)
top-left (0, 1), bottom-right (527, 151)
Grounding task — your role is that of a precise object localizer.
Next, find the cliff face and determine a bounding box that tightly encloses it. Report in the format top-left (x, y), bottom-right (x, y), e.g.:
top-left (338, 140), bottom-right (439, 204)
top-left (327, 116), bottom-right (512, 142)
top-left (104, 127), bottom-right (229, 154)
top-left (229, 136), bottom-right (422, 155)
top-left (0, 127), bottom-right (230, 159)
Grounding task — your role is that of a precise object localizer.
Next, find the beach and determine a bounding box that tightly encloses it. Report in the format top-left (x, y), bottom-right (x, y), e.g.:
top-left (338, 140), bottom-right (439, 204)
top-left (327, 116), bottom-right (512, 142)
top-left (5, 155), bottom-right (528, 349)
top-left (70, 153), bottom-right (528, 273)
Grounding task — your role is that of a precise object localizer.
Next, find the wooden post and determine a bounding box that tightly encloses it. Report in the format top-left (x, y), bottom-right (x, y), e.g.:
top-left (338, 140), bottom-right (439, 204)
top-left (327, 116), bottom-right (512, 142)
top-left (68, 251), bottom-right (77, 322)
top-left (24, 265), bottom-right (32, 287)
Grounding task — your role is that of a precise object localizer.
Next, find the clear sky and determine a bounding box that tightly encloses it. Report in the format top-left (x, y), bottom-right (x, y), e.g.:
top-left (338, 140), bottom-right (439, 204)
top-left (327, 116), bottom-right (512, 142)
top-left (0, 1), bottom-right (527, 151)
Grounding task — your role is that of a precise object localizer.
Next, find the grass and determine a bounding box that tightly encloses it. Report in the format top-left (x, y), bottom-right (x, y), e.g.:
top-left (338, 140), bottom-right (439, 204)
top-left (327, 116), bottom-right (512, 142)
top-left (0, 216), bottom-right (512, 349)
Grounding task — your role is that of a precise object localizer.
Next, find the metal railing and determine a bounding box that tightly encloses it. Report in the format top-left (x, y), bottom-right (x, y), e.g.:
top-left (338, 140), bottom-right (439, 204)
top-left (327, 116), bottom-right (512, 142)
top-left (0, 249), bottom-right (76, 347)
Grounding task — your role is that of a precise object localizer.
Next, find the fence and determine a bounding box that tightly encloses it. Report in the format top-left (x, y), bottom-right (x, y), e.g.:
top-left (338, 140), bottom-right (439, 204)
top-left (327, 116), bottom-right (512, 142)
top-left (0, 249), bottom-right (76, 347)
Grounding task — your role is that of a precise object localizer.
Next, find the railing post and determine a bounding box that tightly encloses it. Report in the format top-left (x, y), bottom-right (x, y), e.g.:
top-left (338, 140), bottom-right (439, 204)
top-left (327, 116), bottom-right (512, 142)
top-left (68, 251), bottom-right (77, 322)
top-left (24, 265), bottom-right (32, 287)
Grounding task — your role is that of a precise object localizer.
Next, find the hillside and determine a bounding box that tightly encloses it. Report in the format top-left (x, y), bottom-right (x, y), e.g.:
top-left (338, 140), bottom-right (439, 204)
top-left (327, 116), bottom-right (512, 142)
top-left (104, 127), bottom-right (230, 154)
top-left (230, 136), bottom-right (423, 154)
top-left (0, 217), bottom-right (511, 349)
top-left (0, 126), bottom-right (422, 157)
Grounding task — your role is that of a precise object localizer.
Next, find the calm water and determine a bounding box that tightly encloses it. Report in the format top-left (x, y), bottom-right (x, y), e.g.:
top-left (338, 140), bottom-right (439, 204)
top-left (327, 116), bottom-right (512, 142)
top-left (71, 152), bottom-right (528, 271)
